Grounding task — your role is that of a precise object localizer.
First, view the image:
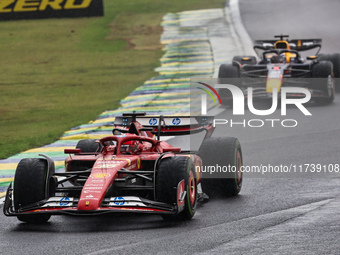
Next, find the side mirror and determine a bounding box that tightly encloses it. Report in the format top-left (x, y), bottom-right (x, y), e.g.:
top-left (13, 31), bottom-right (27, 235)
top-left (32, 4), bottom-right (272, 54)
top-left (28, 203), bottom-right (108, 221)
top-left (307, 56), bottom-right (318, 60)
top-left (64, 149), bottom-right (81, 154)
top-left (163, 147), bottom-right (181, 153)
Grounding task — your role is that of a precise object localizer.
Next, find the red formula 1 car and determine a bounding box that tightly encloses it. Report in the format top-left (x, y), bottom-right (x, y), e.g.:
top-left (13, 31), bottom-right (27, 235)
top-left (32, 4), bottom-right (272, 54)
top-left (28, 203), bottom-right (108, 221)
top-left (3, 113), bottom-right (243, 223)
top-left (218, 35), bottom-right (339, 105)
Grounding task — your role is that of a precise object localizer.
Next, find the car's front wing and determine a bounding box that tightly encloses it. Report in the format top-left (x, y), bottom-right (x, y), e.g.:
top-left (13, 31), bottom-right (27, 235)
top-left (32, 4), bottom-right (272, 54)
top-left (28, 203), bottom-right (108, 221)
top-left (3, 180), bottom-right (186, 217)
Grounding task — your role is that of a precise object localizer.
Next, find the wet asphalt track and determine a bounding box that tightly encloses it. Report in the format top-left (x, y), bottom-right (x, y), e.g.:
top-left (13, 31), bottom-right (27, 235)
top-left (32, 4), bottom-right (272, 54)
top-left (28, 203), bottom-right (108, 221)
top-left (1, 0), bottom-right (340, 254)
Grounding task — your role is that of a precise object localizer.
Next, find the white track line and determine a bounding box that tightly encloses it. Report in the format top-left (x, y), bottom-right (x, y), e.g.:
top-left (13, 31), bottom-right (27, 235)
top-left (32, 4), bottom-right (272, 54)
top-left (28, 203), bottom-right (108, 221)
top-left (229, 0), bottom-right (254, 55)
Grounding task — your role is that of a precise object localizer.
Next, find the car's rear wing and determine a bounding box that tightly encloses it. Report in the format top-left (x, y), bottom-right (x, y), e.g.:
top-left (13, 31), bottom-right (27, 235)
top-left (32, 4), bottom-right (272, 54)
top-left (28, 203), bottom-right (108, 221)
top-left (113, 113), bottom-right (215, 138)
top-left (254, 38), bottom-right (322, 52)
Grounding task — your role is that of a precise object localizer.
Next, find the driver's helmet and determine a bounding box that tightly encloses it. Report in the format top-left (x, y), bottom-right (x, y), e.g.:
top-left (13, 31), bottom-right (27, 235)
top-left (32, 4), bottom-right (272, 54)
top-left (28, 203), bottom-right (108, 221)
top-left (270, 55), bottom-right (280, 63)
top-left (121, 140), bottom-right (138, 153)
top-left (271, 53), bottom-right (286, 63)
top-left (280, 53), bottom-right (286, 63)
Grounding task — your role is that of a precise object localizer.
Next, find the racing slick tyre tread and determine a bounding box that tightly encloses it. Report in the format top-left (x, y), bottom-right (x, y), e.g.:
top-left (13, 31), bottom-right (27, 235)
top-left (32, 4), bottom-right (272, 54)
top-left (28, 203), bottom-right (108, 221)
top-left (156, 156), bottom-right (197, 221)
top-left (218, 64), bottom-right (240, 106)
top-left (232, 55), bottom-right (257, 65)
top-left (318, 53), bottom-right (340, 91)
top-left (312, 61), bottom-right (335, 105)
top-left (199, 137), bottom-right (243, 197)
top-left (14, 158), bottom-right (52, 224)
top-left (76, 139), bottom-right (102, 153)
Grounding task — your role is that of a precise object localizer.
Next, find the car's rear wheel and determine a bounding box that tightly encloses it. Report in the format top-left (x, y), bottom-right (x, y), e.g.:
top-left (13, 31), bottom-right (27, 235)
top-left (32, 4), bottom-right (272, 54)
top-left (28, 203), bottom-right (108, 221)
top-left (199, 137), bottom-right (243, 197)
top-left (64, 139), bottom-right (101, 188)
top-left (76, 139), bottom-right (102, 153)
top-left (312, 61), bottom-right (335, 105)
top-left (14, 158), bottom-right (53, 223)
top-left (156, 156), bottom-right (197, 220)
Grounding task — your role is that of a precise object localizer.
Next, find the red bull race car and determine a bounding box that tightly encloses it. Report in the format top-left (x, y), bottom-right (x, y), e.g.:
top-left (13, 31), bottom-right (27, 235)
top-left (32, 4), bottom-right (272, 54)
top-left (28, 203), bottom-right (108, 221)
top-left (3, 112), bottom-right (243, 223)
top-left (218, 35), bottom-right (339, 105)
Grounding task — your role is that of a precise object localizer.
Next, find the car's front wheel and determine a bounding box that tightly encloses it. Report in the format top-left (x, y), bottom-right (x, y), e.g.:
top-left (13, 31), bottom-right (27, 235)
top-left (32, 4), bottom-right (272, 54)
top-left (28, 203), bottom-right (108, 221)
top-left (14, 158), bottom-right (53, 223)
top-left (318, 53), bottom-right (340, 90)
top-left (156, 156), bottom-right (197, 220)
top-left (312, 61), bottom-right (335, 105)
top-left (218, 64), bottom-right (240, 106)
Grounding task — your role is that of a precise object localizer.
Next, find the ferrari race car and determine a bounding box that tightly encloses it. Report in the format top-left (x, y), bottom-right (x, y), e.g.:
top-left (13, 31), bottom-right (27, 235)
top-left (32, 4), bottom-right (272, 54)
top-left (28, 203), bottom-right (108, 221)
top-left (218, 35), bottom-right (340, 105)
top-left (3, 112), bottom-right (243, 223)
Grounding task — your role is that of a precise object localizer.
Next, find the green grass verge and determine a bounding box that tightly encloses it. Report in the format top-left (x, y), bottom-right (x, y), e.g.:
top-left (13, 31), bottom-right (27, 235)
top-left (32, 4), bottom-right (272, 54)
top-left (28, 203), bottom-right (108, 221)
top-left (0, 0), bottom-right (225, 159)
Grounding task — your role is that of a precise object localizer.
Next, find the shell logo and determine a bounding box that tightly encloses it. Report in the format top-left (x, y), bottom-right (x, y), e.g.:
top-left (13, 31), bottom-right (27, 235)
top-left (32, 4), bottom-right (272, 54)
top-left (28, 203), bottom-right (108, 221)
top-left (91, 173), bottom-right (110, 178)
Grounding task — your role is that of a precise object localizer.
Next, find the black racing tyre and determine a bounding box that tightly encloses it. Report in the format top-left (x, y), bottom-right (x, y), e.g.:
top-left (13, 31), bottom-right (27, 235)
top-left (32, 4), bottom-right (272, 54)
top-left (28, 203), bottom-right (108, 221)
top-left (232, 55), bottom-right (257, 65)
top-left (67, 140), bottom-right (100, 184)
top-left (76, 139), bottom-right (102, 153)
top-left (218, 63), bottom-right (239, 79)
top-left (318, 53), bottom-right (340, 90)
top-left (199, 137), bottom-right (243, 197)
top-left (14, 158), bottom-right (53, 223)
top-left (156, 156), bottom-right (197, 221)
top-left (312, 61), bottom-right (335, 104)
top-left (218, 64), bottom-right (240, 106)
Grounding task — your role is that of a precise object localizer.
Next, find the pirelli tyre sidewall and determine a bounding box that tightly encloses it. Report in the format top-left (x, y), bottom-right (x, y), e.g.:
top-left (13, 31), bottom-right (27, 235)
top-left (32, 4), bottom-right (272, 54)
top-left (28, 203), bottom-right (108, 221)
top-left (199, 137), bottom-right (243, 197)
top-left (14, 158), bottom-right (53, 223)
top-left (156, 156), bottom-right (197, 220)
